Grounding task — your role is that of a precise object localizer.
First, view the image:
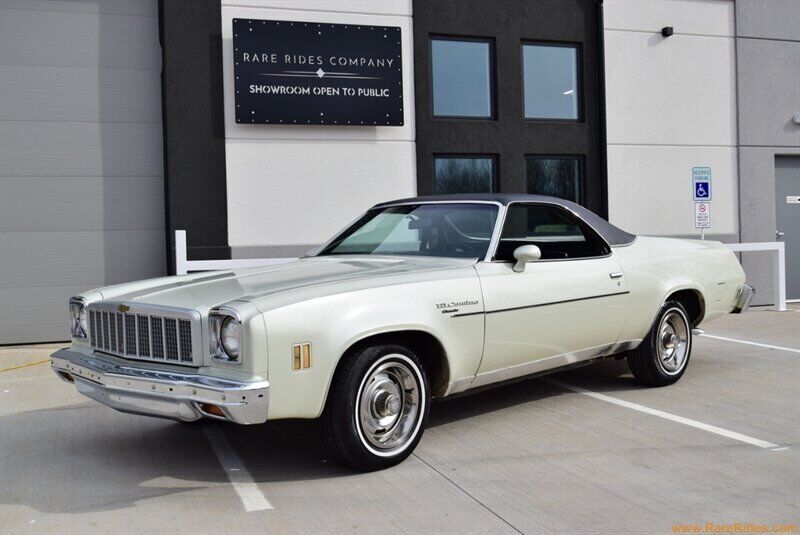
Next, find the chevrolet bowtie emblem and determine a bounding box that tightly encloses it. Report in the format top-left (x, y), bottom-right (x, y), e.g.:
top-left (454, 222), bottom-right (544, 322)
top-left (117, 304), bottom-right (130, 313)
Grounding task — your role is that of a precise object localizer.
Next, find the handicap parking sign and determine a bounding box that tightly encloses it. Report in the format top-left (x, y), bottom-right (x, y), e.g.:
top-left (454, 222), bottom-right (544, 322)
top-left (694, 180), bottom-right (710, 200)
top-left (692, 167), bottom-right (712, 201)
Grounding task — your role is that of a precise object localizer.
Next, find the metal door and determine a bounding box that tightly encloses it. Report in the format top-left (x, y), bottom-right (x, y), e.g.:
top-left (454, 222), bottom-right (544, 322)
top-left (775, 157), bottom-right (800, 300)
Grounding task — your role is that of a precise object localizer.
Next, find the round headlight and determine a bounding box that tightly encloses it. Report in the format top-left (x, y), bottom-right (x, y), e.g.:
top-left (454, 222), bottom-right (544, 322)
top-left (220, 317), bottom-right (241, 359)
top-left (78, 304), bottom-right (88, 334)
top-left (69, 298), bottom-right (87, 338)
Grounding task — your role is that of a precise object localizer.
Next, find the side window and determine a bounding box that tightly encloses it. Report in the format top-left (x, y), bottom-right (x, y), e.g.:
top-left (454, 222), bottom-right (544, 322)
top-left (494, 204), bottom-right (609, 261)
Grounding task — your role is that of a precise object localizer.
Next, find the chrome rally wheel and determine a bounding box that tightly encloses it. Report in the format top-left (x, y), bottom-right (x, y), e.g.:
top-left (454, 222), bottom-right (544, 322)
top-left (656, 309), bottom-right (690, 375)
top-left (355, 355), bottom-right (424, 457)
top-left (321, 344), bottom-right (430, 471)
top-left (627, 300), bottom-right (693, 386)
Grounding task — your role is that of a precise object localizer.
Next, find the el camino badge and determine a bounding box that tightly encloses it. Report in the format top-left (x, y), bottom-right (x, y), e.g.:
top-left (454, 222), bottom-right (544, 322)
top-left (117, 304), bottom-right (130, 313)
top-left (436, 299), bottom-right (479, 314)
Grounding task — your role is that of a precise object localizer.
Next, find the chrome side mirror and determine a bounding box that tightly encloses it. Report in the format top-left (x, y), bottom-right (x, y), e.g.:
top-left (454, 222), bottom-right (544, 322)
top-left (512, 245), bottom-right (542, 272)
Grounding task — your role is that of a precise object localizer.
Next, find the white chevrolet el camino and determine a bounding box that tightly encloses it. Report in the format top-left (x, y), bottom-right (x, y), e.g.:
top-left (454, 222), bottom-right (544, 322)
top-left (52, 194), bottom-right (754, 470)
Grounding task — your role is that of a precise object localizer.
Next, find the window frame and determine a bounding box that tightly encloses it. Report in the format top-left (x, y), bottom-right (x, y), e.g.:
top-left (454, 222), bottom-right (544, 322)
top-left (489, 202), bottom-right (611, 263)
top-left (433, 153), bottom-right (500, 194)
top-left (429, 34), bottom-right (497, 120)
top-left (520, 40), bottom-right (584, 123)
top-left (524, 154), bottom-right (585, 205)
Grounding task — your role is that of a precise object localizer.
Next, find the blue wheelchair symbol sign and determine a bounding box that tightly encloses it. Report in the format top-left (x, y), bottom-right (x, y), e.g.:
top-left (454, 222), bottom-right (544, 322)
top-left (694, 181), bottom-right (711, 201)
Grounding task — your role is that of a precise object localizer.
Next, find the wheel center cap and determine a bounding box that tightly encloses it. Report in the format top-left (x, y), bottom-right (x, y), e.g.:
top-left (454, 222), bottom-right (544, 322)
top-left (385, 395), bottom-right (401, 416)
top-left (663, 333), bottom-right (678, 350)
top-left (374, 391), bottom-right (401, 417)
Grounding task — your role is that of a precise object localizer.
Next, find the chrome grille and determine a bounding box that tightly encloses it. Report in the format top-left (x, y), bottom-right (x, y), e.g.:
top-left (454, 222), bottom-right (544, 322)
top-left (125, 314), bottom-right (136, 355)
top-left (116, 314), bottom-right (124, 353)
top-left (109, 313), bottom-right (117, 353)
top-left (164, 318), bottom-right (178, 361)
top-left (87, 302), bottom-right (201, 366)
top-left (179, 320), bottom-right (192, 361)
top-left (137, 315), bottom-right (150, 357)
top-left (90, 311), bottom-right (98, 346)
top-left (101, 312), bottom-right (109, 350)
top-left (151, 318), bottom-right (164, 359)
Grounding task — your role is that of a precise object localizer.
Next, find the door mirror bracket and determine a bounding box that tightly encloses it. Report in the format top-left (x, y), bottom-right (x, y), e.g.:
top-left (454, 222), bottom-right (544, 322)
top-left (512, 245), bottom-right (542, 272)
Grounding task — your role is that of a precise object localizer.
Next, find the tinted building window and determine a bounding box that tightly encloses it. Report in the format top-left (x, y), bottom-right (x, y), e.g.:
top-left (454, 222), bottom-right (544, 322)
top-left (431, 38), bottom-right (493, 118)
top-left (523, 43), bottom-right (580, 120)
top-left (435, 156), bottom-right (495, 193)
top-left (527, 157), bottom-right (582, 202)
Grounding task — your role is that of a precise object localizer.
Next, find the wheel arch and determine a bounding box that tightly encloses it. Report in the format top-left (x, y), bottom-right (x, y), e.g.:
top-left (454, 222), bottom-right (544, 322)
top-left (664, 287), bottom-right (705, 327)
top-left (331, 329), bottom-right (451, 398)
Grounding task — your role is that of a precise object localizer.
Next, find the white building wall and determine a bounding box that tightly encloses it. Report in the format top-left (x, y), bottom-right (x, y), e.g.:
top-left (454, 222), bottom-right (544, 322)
top-left (604, 0), bottom-right (738, 238)
top-left (220, 0), bottom-right (416, 257)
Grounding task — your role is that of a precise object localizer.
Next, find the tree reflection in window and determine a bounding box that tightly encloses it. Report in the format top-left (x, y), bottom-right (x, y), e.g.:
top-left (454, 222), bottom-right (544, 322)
top-left (526, 157), bottom-right (581, 203)
top-left (434, 157), bottom-right (495, 194)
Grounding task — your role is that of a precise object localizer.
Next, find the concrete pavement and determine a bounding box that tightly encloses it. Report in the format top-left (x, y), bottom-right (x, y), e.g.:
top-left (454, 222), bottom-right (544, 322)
top-left (1, 306), bottom-right (798, 534)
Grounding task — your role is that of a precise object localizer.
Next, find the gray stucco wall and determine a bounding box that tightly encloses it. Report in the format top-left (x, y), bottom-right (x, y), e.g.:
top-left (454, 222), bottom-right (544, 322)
top-left (735, 0), bottom-right (800, 305)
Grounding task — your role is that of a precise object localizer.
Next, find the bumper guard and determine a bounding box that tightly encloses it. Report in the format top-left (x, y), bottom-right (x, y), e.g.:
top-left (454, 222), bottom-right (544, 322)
top-left (733, 284), bottom-right (756, 314)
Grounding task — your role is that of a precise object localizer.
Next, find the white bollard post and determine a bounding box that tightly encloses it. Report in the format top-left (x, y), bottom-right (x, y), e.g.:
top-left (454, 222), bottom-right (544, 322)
top-left (175, 230), bottom-right (188, 276)
top-left (775, 242), bottom-right (787, 312)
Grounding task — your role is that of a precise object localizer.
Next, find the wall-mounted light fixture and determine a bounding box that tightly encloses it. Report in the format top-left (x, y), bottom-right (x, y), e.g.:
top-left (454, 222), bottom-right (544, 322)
top-left (793, 112), bottom-right (800, 126)
top-left (661, 26), bottom-right (674, 37)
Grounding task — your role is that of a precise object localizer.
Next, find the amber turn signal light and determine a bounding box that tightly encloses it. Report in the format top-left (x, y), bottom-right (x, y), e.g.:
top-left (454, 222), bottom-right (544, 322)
top-left (199, 403), bottom-right (226, 418)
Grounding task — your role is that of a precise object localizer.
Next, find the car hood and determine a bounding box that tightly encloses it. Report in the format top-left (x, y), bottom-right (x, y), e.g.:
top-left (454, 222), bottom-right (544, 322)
top-left (97, 255), bottom-right (477, 310)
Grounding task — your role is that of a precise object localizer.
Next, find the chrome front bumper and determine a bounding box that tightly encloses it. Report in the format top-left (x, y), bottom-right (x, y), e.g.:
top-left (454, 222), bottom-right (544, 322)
top-left (51, 349), bottom-right (269, 424)
top-left (733, 283), bottom-right (756, 314)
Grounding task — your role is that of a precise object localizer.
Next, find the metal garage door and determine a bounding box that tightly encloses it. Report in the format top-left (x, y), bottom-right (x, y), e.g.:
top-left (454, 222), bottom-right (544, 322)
top-left (0, 0), bottom-right (166, 344)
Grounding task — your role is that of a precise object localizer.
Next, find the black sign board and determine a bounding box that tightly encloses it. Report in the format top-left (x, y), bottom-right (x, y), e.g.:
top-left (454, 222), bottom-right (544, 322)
top-left (233, 19), bottom-right (403, 126)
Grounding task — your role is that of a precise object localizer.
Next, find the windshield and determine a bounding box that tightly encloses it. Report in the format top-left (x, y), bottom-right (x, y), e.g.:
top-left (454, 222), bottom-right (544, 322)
top-left (317, 203), bottom-right (499, 259)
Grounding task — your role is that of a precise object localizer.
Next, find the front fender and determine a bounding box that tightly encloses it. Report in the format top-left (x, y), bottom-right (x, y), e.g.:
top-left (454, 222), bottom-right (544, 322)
top-left (261, 276), bottom-right (484, 420)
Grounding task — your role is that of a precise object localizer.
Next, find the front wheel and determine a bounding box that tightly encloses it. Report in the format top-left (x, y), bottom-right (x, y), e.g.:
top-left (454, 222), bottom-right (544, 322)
top-left (627, 300), bottom-right (693, 386)
top-left (321, 344), bottom-right (430, 471)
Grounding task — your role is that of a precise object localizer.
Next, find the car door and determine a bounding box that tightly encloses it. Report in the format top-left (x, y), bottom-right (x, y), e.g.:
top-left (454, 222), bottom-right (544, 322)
top-left (472, 203), bottom-right (629, 387)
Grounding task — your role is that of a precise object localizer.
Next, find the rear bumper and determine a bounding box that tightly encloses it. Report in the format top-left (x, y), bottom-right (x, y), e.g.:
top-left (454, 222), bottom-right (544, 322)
top-left (50, 348), bottom-right (269, 424)
top-left (733, 284), bottom-right (756, 314)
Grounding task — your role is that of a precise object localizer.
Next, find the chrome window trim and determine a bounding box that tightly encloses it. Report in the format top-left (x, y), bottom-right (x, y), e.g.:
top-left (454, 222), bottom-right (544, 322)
top-left (487, 200), bottom-right (613, 263)
top-left (313, 200), bottom-right (505, 262)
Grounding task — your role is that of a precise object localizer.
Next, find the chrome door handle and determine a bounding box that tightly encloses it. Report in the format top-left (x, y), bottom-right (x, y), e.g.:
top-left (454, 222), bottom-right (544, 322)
top-left (776, 230), bottom-right (785, 239)
top-left (609, 272), bottom-right (624, 279)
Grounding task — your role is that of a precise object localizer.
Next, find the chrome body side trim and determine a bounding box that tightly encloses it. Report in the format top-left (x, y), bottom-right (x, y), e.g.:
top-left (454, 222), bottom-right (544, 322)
top-left (50, 348), bottom-right (269, 424)
top-left (444, 339), bottom-right (643, 395)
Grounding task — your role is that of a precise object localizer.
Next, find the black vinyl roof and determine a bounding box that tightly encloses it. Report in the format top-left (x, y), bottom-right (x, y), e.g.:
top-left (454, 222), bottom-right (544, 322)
top-left (373, 194), bottom-right (637, 247)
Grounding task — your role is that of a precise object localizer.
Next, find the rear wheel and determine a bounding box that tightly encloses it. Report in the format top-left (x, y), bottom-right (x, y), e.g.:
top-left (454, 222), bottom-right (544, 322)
top-left (321, 344), bottom-right (430, 471)
top-left (627, 300), bottom-right (692, 386)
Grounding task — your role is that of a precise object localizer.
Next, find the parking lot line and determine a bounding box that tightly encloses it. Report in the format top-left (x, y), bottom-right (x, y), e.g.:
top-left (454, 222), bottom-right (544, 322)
top-left (202, 426), bottom-right (273, 512)
top-left (547, 379), bottom-right (780, 449)
top-left (699, 333), bottom-right (800, 354)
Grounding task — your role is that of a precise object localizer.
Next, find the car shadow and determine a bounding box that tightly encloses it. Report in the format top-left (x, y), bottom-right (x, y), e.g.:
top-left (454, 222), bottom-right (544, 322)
top-left (428, 358), bottom-right (637, 427)
top-left (1, 358), bottom-right (640, 515)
